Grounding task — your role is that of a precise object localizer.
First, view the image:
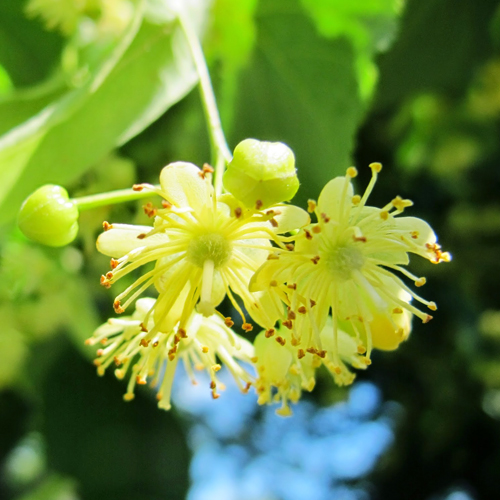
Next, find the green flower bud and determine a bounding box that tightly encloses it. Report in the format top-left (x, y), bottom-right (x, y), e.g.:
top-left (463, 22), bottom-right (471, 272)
top-left (18, 185), bottom-right (79, 247)
top-left (223, 138), bottom-right (299, 208)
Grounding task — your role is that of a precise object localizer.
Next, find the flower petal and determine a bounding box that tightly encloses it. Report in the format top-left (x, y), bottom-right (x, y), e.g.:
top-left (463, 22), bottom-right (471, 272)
top-left (97, 226), bottom-right (167, 258)
top-left (318, 177), bottom-right (353, 223)
top-left (159, 162), bottom-right (210, 211)
top-left (270, 204), bottom-right (310, 234)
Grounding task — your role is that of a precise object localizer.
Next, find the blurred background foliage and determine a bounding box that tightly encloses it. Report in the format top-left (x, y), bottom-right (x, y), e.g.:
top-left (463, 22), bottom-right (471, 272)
top-left (1, 0), bottom-right (500, 499)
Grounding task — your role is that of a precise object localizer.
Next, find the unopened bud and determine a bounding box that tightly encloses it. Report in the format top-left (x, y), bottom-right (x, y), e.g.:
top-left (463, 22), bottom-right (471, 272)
top-left (223, 139), bottom-right (299, 208)
top-left (18, 185), bottom-right (79, 247)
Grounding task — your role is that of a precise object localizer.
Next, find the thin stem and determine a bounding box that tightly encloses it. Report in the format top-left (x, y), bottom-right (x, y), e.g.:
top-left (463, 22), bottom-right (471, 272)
top-left (177, 9), bottom-right (232, 195)
top-left (73, 187), bottom-right (159, 211)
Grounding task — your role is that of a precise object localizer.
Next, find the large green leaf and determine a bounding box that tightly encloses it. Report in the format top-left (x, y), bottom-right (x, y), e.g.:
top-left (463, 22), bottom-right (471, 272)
top-left (0, 15), bottom-right (199, 224)
top-left (230, 0), bottom-right (363, 205)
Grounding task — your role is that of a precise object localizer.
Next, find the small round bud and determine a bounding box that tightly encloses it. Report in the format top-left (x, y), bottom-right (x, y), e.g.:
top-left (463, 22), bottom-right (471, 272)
top-left (18, 185), bottom-right (79, 247)
top-left (223, 138), bottom-right (299, 208)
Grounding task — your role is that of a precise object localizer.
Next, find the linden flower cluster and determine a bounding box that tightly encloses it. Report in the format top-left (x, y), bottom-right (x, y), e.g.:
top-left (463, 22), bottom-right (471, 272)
top-left (85, 140), bottom-right (450, 415)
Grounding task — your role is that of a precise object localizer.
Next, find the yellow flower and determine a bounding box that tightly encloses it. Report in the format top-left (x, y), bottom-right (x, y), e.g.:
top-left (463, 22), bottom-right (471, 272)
top-left (86, 298), bottom-right (256, 410)
top-left (251, 163), bottom-right (450, 374)
top-left (254, 317), bottom-right (367, 416)
top-left (98, 162), bottom-right (309, 342)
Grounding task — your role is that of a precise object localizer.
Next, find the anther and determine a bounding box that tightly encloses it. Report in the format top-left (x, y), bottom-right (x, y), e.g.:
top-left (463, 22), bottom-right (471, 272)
top-left (162, 200), bottom-right (172, 209)
top-left (311, 255), bottom-right (320, 264)
top-left (255, 200), bottom-right (263, 210)
top-left (100, 275), bottom-right (111, 288)
top-left (304, 229), bottom-right (313, 240)
top-left (270, 280), bottom-right (278, 287)
top-left (312, 226), bottom-right (321, 234)
top-left (234, 207), bottom-right (242, 218)
top-left (103, 221), bottom-right (112, 231)
top-left (428, 302), bottom-right (437, 311)
top-left (392, 196), bottom-right (413, 211)
top-left (298, 306), bottom-right (307, 314)
top-left (265, 328), bottom-right (275, 338)
top-left (110, 258), bottom-right (119, 269)
top-left (357, 345), bottom-right (366, 354)
top-left (353, 235), bottom-right (367, 242)
top-left (286, 244), bottom-right (295, 251)
top-left (203, 163), bottom-right (214, 174)
top-left (307, 200), bottom-right (317, 213)
top-left (288, 310), bottom-right (296, 320)
top-left (410, 231), bottom-right (419, 239)
top-left (136, 376), bottom-right (147, 385)
top-left (202, 346), bottom-right (209, 353)
top-left (352, 195), bottom-right (361, 205)
top-left (113, 300), bottom-right (124, 313)
top-left (282, 320), bottom-right (293, 330)
top-left (212, 364), bottom-right (221, 372)
top-left (242, 323), bottom-right (253, 332)
top-left (275, 336), bottom-right (286, 346)
top-left (392, 307), bottom-right (403, 314)
top-left (380, 211), bottom-right (389, 220)
top-left (297, 349), bottom-right (305, 359)
top-left (369, 162), bottom-right (382, 173)
top-left (423, 315), bottom-right (433, 324)
top-left (137, 233), bottom-right (147, 239)
top-left (224, 317), bottom-right (234, 327)
top-left (178, 328), bottom-right (187, 338)
top-left (270, 218), bottom-right (278, 228)
top-left (310, 299), bottom-right (316, 307)
top-left (267, 253), bottom-right (279, 260)
top-left (143, 202), bottom-right (157, 218)
top-left (415, 277), bottom-right (426, 287)
top-left (106, 271), bottom-right (113, 279)
top-left (306, 347), bottom-right (317, 355)
top-left (287, 283), bottom-right (297, 290)
top-left (132, 184), bottom-right (144, 191)
top-left (318, 350), bottom-right (327, 358)
top-left (346, 166), bottom-right (358, 178)
top-left (140, 339), bottom-right (150, 347)
top-left (320, 213), bottom-right (330, 223)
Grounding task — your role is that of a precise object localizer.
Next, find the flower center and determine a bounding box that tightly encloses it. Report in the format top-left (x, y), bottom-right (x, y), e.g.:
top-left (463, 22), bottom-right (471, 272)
top-left (187, 233), bottom-right (232, 269)
top-left (325, 245), bottom-right (364, 281)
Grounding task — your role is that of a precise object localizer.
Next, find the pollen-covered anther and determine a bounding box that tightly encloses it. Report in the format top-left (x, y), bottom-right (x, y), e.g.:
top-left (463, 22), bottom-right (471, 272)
top-left (96, 348), bottom-right (104, 357)
top-left (132, 184), bottom-right (144, 191)
top-left (242, 323), bottom-right (253, 332)
top-left (353, 235), bottom-right (367, 243)
top-left (428, 302), bottom-right (437, 311)
top-left (298, 306), bottom-right (307, 314)
top-left (275, 336), bottom-right (286, 346)
top-left (307, 199), bottom-right (317, 213)
top-left (113, 356), bottom-right (122, 366)
top-left (99, 338), bottom-right (108, 345)
top-left (140, 322), bottom-right (148, 332)
top-left (352, 195), bottom-right (361, 205)
top-left (312, 226), bottom-right (321, 234)
top-left (270, 218), bottom-right (278, 228)
top-left (282, 320), bottom-right (293, 330)
top-left (161, 200), bottom-right (172, 209)
top-left (286, 243), bottom-right (295, 251)
top-left (106, 272), bottom-right (113, 279)
top-left (234, 207), bottom-right (242, 218)
top-left (297, 349), bottom-right (305, 359)
top-left (311, 256), bottom-right (320, 265)
top-left (224, 317), bottom-right (234, 327)
top-left (173, 334), bottom-right (181, 345)
top-left (415, 277), bottom-right (426, 287)
top-left (357, 345), bottom-right (366, 354)
top-left (267, 253), bottom-right (279, 260)
top-left (392, 307), bottom-right (403, 314)
top-left (212, 364), bottom-right (221, 372)
top-left (243, 382), bottom-right (252, 393)
top-left (178, 328), bottom-right (187, 338)
top-left (139, 339), bottom-right (150, 347)
top-left (255, 200), bottom-right (263, 210)
top-left (100, 275), bottom-right (111, 288)
top-left (113, 300), bottom-right (124, 313)
top-left (423, 314), bottom-right (433, 324)
top-left (346, 166), bottom-right (358, 178)
top-left (380, 211), bottom-right (389, 221)
top-left (304, 229), bottom-right (313, 240)
top-left (143, 202), bottom-right (157, 218)
top-left (320, 213), bottom-right (330, 223)
top-left (310, 299), bottom-right (316, 307)
top-left (410, 231), bottom-right (419, 239)
top-left (265, 328), bottom-right (275, 338)
top-left (392, 196), bottom-right (413, 211)
top-left (287, 283), bottom-right (297, 290)
top-left (288, 310), bottom-right (296, 320)
top-left (270, 280), bottom-right (278, 287)
top-left (103, 221), bottom-right (112, 231)
top-left (136, 375), bottom-right (147, 385)
top-left (110, 258), bottom-right (119, 269)
top-left (369, 162), bottom-right (382, 173)
top-left (306, 347), bottom-right (317, 355)
top-left (137, 233), bottom-right (147, 240)
top-left (291, 337), bottom-right (299, 346)
top-left (318, 350), bottom-right (327, 359)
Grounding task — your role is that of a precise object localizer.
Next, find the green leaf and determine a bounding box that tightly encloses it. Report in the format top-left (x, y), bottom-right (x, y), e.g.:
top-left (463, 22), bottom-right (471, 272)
top-left (0, 0), bottom-right (63, 87)
top-left (230, 0), bottom-right (363, 205)
top-left (0, 15), bottom-right (199, 224)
